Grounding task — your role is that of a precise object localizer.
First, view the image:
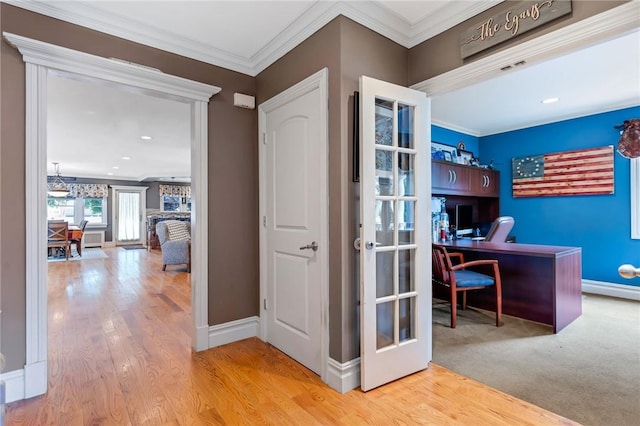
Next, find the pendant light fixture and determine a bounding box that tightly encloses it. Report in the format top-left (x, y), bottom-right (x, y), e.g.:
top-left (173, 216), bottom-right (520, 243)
top-left (47, 162), bottom-right (69, 197)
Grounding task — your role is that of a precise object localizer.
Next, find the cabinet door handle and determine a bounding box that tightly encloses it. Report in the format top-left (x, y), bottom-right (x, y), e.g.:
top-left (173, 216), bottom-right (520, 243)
top-left (452, 170), bottom-right (457, 184)
top-left (448, 170), bottom-right (453, 183)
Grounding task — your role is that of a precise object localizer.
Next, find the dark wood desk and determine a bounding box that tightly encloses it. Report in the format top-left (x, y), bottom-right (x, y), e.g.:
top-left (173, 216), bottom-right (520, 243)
top-left (438, 240), bottom-right (582, 333)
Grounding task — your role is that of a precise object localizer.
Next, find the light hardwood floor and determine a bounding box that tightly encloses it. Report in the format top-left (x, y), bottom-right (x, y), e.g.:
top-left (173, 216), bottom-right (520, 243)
top-left (6, 247), bottom-right (579, 425)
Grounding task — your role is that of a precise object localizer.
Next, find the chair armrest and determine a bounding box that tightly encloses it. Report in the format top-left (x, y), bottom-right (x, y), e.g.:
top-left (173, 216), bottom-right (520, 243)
top-left (451, 259), bottom-right (498, 269)
top-left (452, 259), bottom-right (500, 278)
top-left (448, 252), bottom-right (465, 265)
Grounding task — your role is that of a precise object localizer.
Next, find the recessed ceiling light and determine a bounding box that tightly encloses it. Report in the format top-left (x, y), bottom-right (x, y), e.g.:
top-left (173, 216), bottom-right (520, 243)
top-left (542, 97), bottom-right (559, 104)
top-left (121, 156), bottom-right (131, 160)
top-left (107, 172), bottom-right (114, 176)
top-left (112, 166), bottom-right (120, 170)
top-left (141, 135), bottom-right (152, 140)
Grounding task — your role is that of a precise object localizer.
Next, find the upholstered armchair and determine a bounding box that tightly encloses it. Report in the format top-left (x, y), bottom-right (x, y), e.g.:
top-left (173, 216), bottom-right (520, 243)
top-left (156, 220), bottom-right (191, 272)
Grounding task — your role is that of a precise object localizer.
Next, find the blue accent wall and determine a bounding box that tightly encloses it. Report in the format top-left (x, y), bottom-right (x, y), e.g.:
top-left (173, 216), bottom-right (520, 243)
top-left (432, 125), bottom-right (480, 158)
top-left (477, 106), bottom-right (640, 286)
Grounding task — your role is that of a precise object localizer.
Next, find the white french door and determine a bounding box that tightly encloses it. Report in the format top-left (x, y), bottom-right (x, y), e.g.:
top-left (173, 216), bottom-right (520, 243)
top-left (112, 186), bottom-right (148, 246)
top-left (359, 76), bottom-right (431, 391)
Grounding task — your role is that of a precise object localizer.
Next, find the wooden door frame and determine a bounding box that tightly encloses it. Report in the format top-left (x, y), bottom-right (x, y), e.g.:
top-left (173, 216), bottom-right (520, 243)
top-left (3, 32), bottom-right (220, 401)
top-left (257, 68), bottom-right (330, 383)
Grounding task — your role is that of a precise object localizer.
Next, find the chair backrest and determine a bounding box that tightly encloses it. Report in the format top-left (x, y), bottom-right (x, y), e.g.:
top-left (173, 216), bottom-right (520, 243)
top-left (484, 216), bottom-right (515, 242)
top-left (157, 220), bottom-right (190, 244)
top-left (432, 244), bottom-right (453, 286)
top-left (79, 220), bottom-right (89, 232)
top-left (48, 221), bottom-right (69, 241)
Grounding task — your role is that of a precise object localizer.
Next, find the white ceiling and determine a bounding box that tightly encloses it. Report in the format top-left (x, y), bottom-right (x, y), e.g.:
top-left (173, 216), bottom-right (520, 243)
top-left (15, 0), bottom-right (637, 181)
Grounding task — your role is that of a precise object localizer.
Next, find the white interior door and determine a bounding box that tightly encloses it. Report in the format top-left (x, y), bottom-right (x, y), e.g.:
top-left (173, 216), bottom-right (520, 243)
top-left (360, 75), bottom-right (431, 391)
top-left (260, 70), bottom-right (328, 375)
top-left (112, 186), bottom-right (148, 246)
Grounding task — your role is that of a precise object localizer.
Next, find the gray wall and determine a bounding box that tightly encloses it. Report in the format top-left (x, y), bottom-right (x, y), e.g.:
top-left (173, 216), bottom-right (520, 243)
top-left (257, 16), bottom-right (409, 362)
top-left (0, 3), bottom-right (258, 371)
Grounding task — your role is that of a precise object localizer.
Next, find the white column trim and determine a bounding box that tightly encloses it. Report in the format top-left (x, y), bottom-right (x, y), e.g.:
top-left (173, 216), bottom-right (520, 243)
top-left (23, 62), bottom-right (48, 399)
top-left (191, 100), bottom-right (210, 351)
top-left (3, 32), bottom-right (219, 400)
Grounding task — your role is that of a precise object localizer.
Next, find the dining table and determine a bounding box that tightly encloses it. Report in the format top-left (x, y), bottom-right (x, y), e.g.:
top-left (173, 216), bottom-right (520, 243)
top-left (67, 225), bottom-right (83, 240)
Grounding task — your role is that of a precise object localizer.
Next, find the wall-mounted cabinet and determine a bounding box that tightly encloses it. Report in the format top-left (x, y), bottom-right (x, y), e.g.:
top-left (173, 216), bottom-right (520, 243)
top-left (472, 168), bottom-right (499, 197)
top-left (432, 160), bottom-right (499, 197)
top-left (432, 160), bottom-right (501, 228)
top-left (432, 161), bottom-right (470, 194)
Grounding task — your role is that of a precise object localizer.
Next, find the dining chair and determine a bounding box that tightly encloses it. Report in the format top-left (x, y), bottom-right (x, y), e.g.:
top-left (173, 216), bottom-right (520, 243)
top-left (432, 244), bottom-right (502, 328)
top-left (70, 220), bottom-right (89, 256)
top-left (47, 221), bottom-right (71, 261)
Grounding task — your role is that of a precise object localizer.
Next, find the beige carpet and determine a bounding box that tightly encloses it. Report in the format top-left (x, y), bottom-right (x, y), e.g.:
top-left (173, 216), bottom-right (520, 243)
top-left (432, 293), bottom-right (640, 426)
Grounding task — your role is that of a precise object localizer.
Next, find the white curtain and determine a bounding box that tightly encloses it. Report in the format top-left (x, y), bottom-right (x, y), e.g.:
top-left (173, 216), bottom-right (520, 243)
top-left (118, 192), bottom-right (140, 241)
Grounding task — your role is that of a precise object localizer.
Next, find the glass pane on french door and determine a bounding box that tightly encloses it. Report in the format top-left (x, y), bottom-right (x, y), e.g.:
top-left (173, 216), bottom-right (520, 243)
top-left (373, 97), bottom-right (418, 350)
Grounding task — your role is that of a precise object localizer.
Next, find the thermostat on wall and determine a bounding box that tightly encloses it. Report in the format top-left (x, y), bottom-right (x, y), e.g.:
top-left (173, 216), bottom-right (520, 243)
top-left (234, 93), bottom-right (255, 109)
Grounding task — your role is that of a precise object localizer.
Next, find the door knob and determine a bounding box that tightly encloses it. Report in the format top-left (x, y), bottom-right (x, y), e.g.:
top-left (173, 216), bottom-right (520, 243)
top-left (364, 241), bottom-right (375, 250)
top-left (300, 241), bottom-right (318, 252)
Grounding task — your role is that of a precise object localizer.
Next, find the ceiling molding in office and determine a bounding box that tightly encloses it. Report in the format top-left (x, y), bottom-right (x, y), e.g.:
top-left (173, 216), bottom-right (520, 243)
top-left (5, 0), bottom-right (500, 77)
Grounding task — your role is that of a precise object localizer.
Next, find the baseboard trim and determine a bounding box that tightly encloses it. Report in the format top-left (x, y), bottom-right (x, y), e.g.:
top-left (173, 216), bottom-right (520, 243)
top-left (1, 368), bottom-right (25, 403)
top-left (208, 316), bottom-right (260, 348)
top-left (582, 280), bottom-right (640, 301)
top-left (326, 357), bottom-right (360, 393)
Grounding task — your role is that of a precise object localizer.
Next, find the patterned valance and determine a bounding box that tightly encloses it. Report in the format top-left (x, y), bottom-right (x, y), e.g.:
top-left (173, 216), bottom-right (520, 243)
top-left (159, 184), bottom-right (191, 198)
top-left (67, 183), bottom-right (109, 198)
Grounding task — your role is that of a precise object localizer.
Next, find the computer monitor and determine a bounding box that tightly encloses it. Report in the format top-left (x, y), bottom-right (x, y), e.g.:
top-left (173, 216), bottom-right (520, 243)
top-left (455, 204), bottom-right (473, 236)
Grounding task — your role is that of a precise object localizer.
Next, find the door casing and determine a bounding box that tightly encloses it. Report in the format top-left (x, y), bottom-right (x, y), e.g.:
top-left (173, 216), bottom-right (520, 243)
top-left (258, 68), bottom-right (330, 383)
top-left (5, 32), bottom-right (219, 401)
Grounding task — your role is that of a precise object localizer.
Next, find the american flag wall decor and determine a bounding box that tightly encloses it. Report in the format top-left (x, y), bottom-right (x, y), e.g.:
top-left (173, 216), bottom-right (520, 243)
top-left (512, 146), bottom-right (614, 197)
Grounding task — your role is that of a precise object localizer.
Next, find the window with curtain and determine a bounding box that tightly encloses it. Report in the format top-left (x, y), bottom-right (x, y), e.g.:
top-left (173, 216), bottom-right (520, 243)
top-left (47, 196), bottom-right (107, 224)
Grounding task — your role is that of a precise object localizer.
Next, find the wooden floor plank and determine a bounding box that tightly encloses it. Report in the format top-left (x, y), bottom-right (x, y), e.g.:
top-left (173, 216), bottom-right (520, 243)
top-left (6, 247), bottom-right (580, 425)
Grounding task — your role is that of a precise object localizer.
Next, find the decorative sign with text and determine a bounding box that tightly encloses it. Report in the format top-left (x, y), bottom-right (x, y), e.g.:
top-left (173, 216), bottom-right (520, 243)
top-left (460, 0), bottom-right (572, 59)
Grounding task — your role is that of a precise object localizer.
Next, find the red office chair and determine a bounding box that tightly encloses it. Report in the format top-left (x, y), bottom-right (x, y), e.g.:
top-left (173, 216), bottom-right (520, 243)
top-left (432, 244), bottom-right (502, 328)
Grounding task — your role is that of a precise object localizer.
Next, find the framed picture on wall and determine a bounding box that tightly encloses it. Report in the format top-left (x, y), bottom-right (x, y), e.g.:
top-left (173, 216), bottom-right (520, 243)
top-left (431, 142), bottom-right (457, 161)
top-left (458, 149), bottom-right (474, 165)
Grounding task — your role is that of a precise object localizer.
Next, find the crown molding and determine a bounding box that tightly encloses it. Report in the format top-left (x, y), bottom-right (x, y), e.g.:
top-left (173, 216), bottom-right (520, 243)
top-left (2, 32), bottom-right (221, 102)
top-left (4, 0), bottom-right (256, 75)
top-left (4, 0), bottom-right (501, 77)
top-left (407, 0), bottom-right (503, 47)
